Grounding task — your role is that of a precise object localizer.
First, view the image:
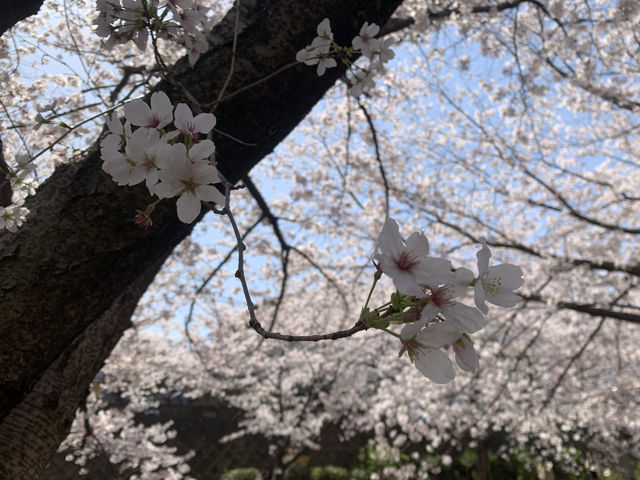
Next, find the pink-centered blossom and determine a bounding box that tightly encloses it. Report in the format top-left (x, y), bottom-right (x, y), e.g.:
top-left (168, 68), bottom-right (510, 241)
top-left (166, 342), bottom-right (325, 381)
top-left (401, 321), bottom-right (480, 382)
top-left (124, 127), bottom-right (177, 192)
top-left (400, 281), bottom-right (486, 341)
top-left (169, 0), bottom-right (206, 34)
top-left (296, 37), bottom-right (336, 76)
top-left (124, 91), bottom-right (174, 129)
top-left (352, 22), bottom-right (381, 58)
top-left (375, 218), bottom-right (453, 297)
top-left (155, 143), bottom-right (224, 223)
top-left (350, 68), bottom-right (376, 97)
top-left (174, 103), bottom-right (216, 141)
top-left (400, 321), bottom-right (463, 384)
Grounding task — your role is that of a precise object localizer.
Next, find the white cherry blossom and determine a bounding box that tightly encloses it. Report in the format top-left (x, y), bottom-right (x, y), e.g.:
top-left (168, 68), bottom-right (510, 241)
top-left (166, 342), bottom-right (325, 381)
top-left (352, 22), bottom-right (381, 58)
top-left (296, 32), bottom-right (336, 76)
top-left (474, 237), bottom-right (524, 314)
top-left (173, 103), bottom-right (216, 141)
top-left (375, 218), bottom-right (453, 296)
top-left (124, 92), bottom-right (174, 129)
top-left (123, 128), bottom-right (176, 192)
top-left (155, 143), bottom-right (224, 223)
top-left (0, 199), bottom-right (29, 233)
top-left (401, 321), bottom-right (463, 384)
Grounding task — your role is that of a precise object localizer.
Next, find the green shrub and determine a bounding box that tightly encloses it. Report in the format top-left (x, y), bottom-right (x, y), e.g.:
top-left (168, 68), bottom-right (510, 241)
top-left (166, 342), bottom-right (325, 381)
top-left (220, 467), bottom-right (260, 480)
top-left (285, 462), bottom-right (310, 480)
top-left (349, 467), bottom-right (368, 480)
top-left (309, 465), bottom-right (350, 480)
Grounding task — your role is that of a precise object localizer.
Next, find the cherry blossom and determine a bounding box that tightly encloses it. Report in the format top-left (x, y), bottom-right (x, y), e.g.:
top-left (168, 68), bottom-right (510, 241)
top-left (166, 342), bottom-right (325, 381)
top-left (169, 0), bottom-right (207, 35)
top-left (377, 37), bottom-right (395, 64)
top-left (295, 19), bottom-right (336, 77)
top-left (421, 285), bottom-right (487, 333)
top-left (155, 143), bottom-right (224, 223)
top-left (474, 237), bottom-right (524, 314)
top-left (296, 19), bottom-right (394, 87)
top-left (123, 128), bottom-right (172, 191)
top-left (124, 92), bottom-right (174, 129)
top-left (375, 218), bottom-right (453, 296)
top-left (0, 199), bottom-right (29, 233)
top-left (173, 103), bottom-right (216, 141)
top-left (93, 0), bottom-right (210, 62)
top-left (400, 321), bottom-right (464, 384)
top-left (352, 21), bottom-right (381, 58)
top-left (101, 143), bottom-right (134, 186)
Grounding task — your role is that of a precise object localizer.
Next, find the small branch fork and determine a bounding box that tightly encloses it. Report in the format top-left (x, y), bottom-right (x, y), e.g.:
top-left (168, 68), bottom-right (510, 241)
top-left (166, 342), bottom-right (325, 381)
top-left (209, 180), bottom-right (367, 343)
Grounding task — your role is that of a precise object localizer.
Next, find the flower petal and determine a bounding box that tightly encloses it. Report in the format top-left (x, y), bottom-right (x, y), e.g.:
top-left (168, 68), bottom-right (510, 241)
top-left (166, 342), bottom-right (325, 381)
top-left (149, 91), bottom-right (174, 128)
top-left (412, 257), bottom-right (454, 289)
top-left (176, 192), bottom-right (201, 223)
top-left (405, 231), bottom-right (429, 256)
top-left (174, 103), bottom-right (193, 133)
top-left (400, 318), bottom-right (427, 340)
top-left (188, 140), bottom-right (215, 161)
top-left (413, 349), bottom-right (455, 384)
top-left (453, 335), bottom-right (479, 371)
top-left (476, 237), bottom-right (491, 276)
top-left (193, 113), bottom-right (216, 133)
top-left (154, 179), bottom-right (182, 198)
top-left (377, 218), bottom-right (404, 259)
top-left (444, 302), bottom-right (487, 333)
top-left (487, 291), bottom-right (522, 308)
top-left (488, 264), bottom-right (524, 289)
top-left (124, 99), bottom-right (152, 126)
top-left (419, 302), bottom-right (441, 323)
top-left (474, 283), bottom-right (488, 314)
top-left (417, 321), bottom-right (462, 348)
top-left (453, 267), bottom-right (474, 297)
top-left (392, 272), bottom-right (424, 297)
top-left (194, 184), bottom-right (225, 205)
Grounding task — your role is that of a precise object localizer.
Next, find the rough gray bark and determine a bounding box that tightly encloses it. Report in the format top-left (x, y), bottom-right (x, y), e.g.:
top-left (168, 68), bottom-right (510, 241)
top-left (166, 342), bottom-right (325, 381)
top-left (475, 438), bottom-right (493, 480)
top-left (0, 0), bottom-right (403, 478)
top-left (0, 0), bottom-right (45, 37)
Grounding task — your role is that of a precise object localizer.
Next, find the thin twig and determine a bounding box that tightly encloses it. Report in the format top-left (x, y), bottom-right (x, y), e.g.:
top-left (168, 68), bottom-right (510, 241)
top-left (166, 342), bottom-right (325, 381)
top-left (211, 0), bottom-right (241, 114)
top-left (357, 99), bottom-right (390, 219)
top-left (218, 181), bottom-right (367, 343)
top-left (184, 214), bottom-right (265, 368)
top-left (540, 285), bottom-right (636, 410)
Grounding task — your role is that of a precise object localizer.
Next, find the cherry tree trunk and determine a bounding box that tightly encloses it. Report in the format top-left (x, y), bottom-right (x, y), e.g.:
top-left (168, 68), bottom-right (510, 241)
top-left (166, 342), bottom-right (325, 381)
top-left (0, 0), bottom-right (402, 478)
top-left (475, 438), bottom-right (493, 480)
top-left (1, 0), bottom-right (45, 36)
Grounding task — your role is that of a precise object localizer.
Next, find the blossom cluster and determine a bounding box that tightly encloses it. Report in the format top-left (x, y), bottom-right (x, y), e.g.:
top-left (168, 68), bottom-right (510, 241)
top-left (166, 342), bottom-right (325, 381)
top-left (366, 218), bottom-right (524, 384)
top-left (296, 18), bottom-right (395, 96)
top-left (0, 198), bottom-right (29, 233)
top-left (0, 155), bottom-right (37, 233)
top-left (100, 91), bottom-right (224, 224)
top-left (93, 0), bottom-right (209, 65)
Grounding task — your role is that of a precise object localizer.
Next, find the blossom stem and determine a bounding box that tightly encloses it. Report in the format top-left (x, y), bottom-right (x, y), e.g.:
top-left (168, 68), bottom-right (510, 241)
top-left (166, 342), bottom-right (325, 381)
top-left (381, 327), bottom-right (401, 339)
top-left (374, 301), bottom-right (392, 311)
top-left (363, 275), bottom-right (379, 310)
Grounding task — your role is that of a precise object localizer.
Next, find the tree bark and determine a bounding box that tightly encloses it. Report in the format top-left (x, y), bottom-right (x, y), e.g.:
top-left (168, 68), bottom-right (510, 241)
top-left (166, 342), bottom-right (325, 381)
top-left (475, 438), bottom-right (492, 480)
top-left (0, 0), bottom-right (45, 37)
top-left (0, 0), bottom-right (402, 478)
